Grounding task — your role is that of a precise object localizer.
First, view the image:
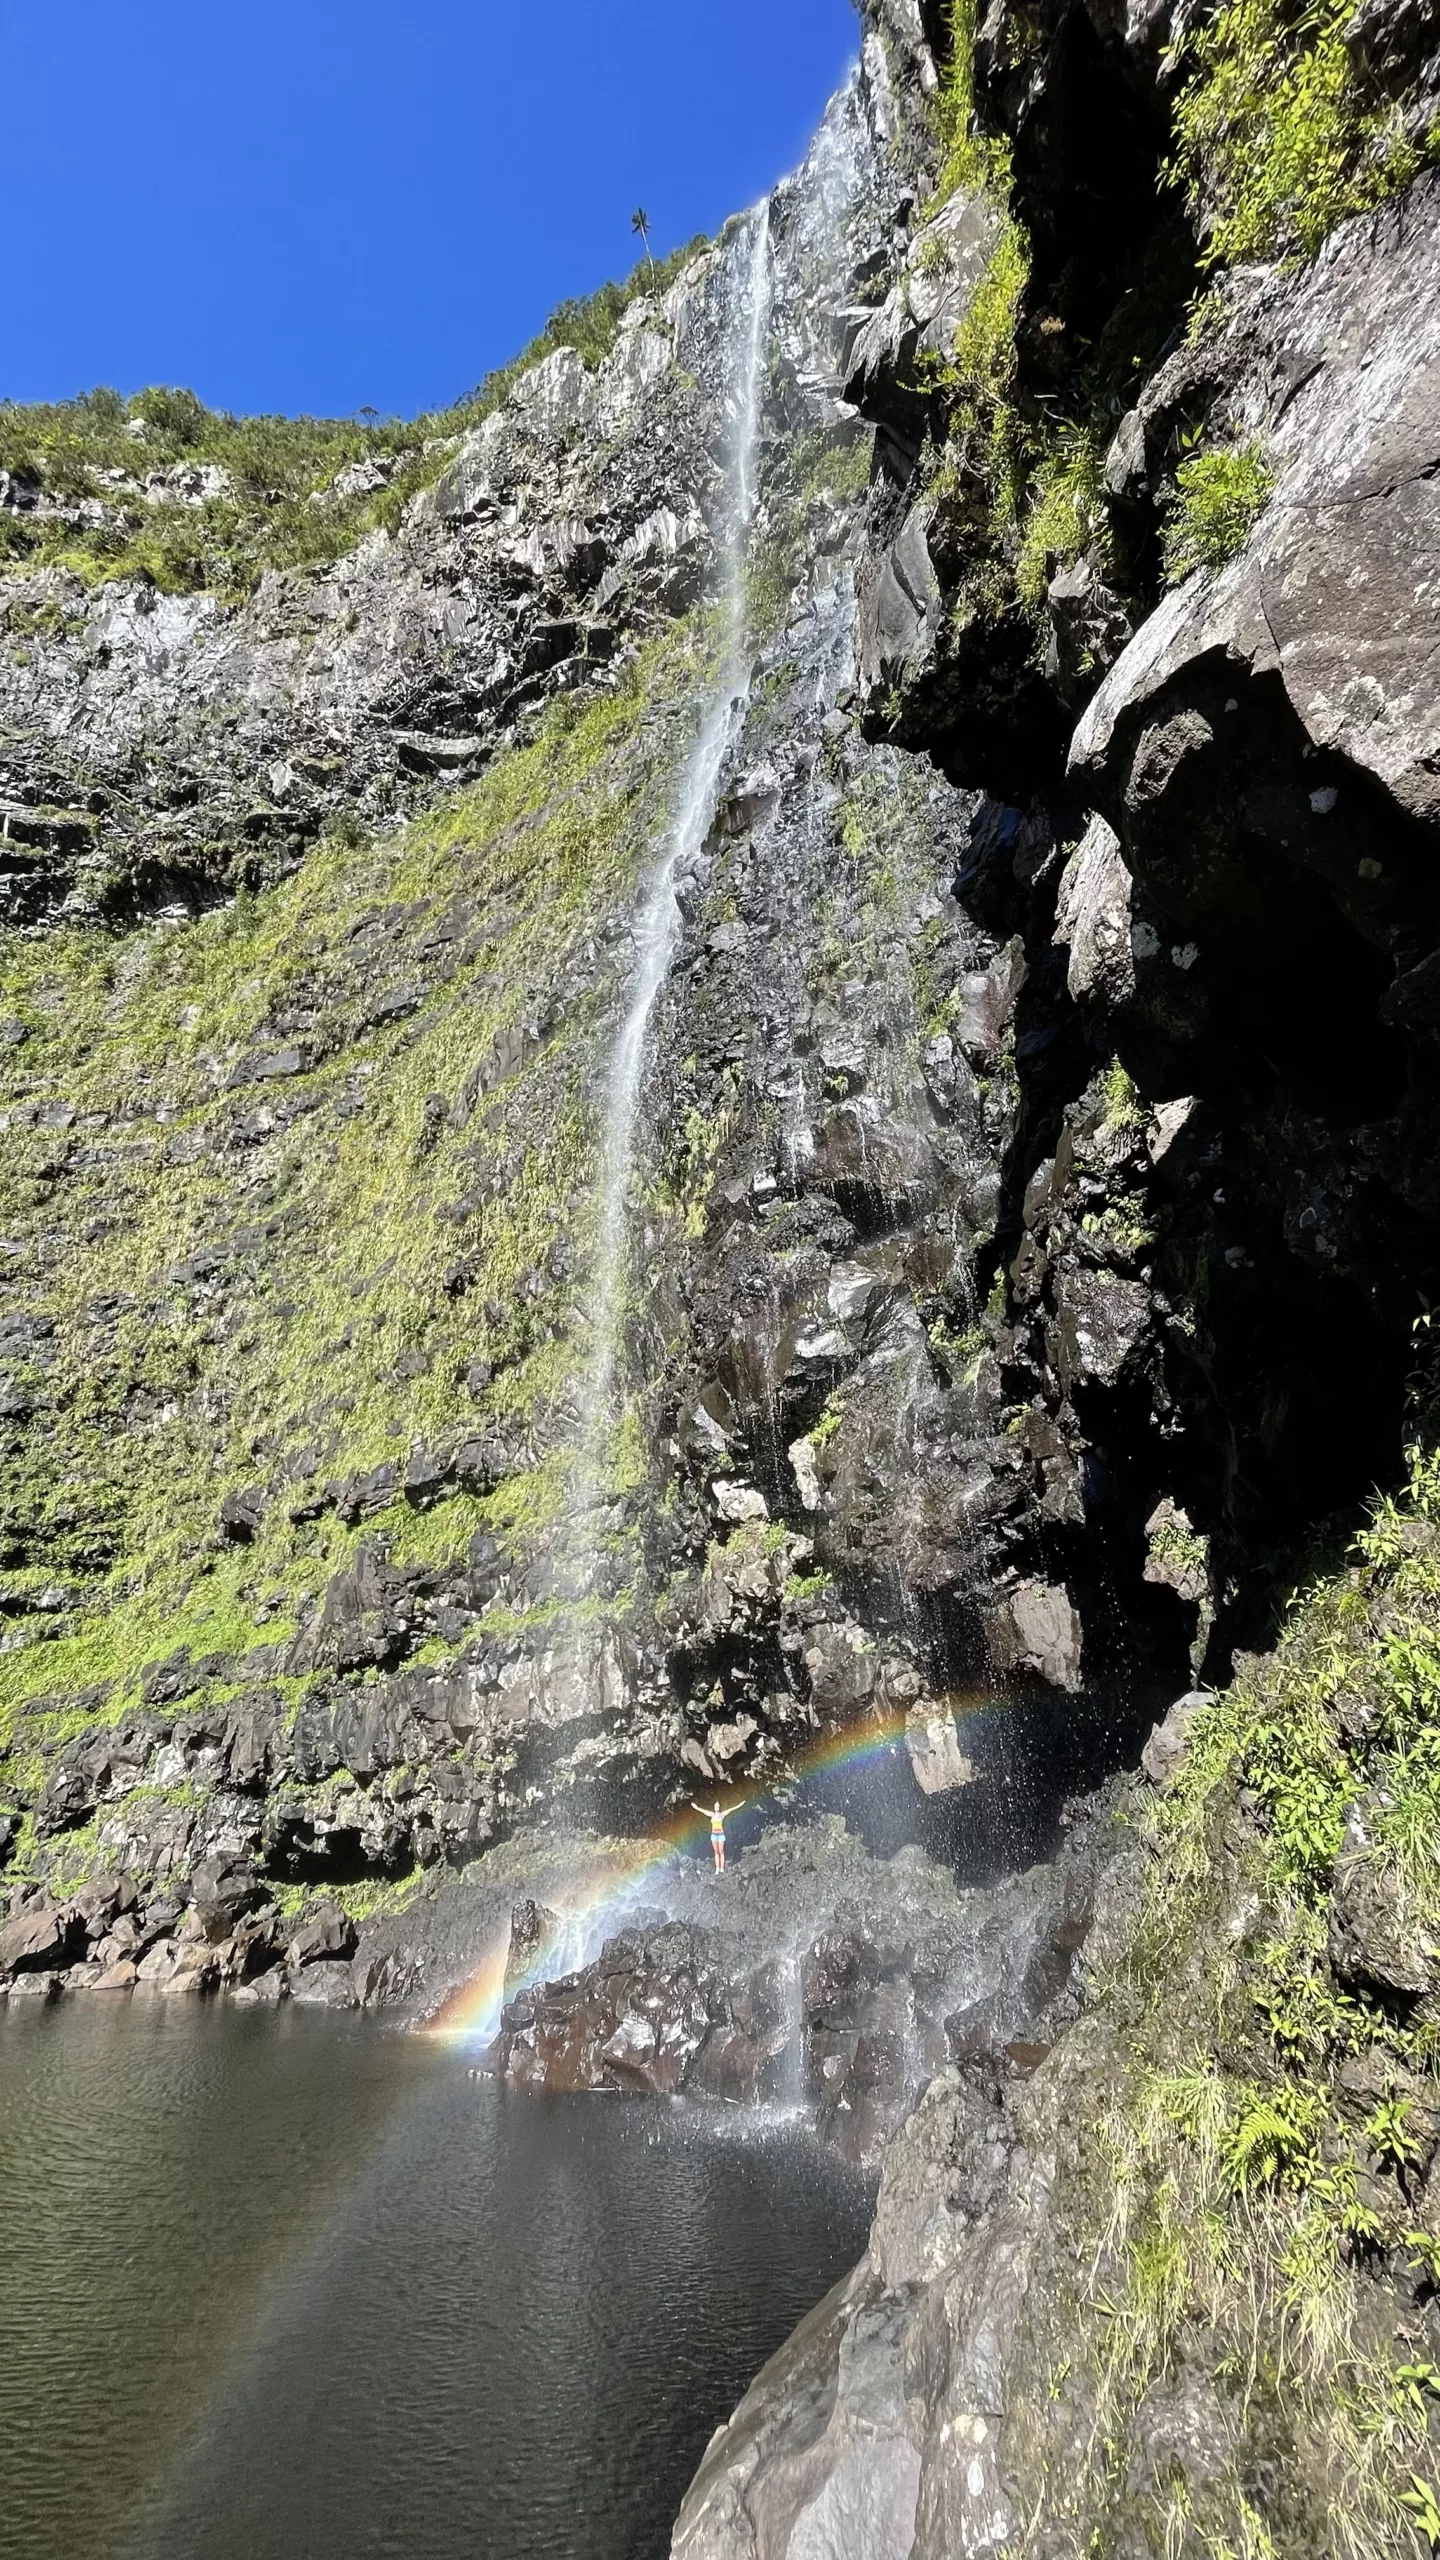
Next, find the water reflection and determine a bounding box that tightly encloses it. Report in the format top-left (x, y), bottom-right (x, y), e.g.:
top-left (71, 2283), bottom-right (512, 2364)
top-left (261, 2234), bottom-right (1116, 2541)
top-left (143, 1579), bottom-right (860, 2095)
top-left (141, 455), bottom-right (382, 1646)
top-left (0, 2000), bottom-right (868, 2560)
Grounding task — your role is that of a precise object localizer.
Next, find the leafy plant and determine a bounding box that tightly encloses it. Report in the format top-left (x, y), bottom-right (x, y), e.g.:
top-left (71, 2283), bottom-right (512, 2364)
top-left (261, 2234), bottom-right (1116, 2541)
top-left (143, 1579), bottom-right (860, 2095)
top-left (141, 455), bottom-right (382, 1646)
top-left (931, 0), bottom-right (1015, 204)
top-left (1366, 2094), bottom-right (1425, 2177)
top-left (1402, 2474), bottom-right (1440, 2550)
top-left (1223, 2084), bottom-right (1321, 2193)
top-left (1015, 429), bottom-right (1111, 607)
top-left (1167, 0), bottom-right (1431, 269)
top-left (1162, 439), bottom-right (1274, 582)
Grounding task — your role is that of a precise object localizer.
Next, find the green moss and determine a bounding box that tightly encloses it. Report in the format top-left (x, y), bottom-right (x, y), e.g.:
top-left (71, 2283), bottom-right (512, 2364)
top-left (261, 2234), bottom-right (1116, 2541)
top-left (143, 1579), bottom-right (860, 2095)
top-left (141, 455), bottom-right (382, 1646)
top-left (810, 1394), bottom-right (845, 1454)
top-left (1099, 1057), bottom-right (1146, 1134)
top-left (1015, 432), bottom-right (1112, 607)
top-left (783, 1568), bottom-right (834, 1604)
top-left (1163, 438), bottom-right (1275, 582)
top-left (923, 217), bottom-right (1030, 552)
top-left (0, 638), bottom-right (697, 1727)
top-left (1168, 0), bottom-right (1434, 270)
top-left (271, 1869), bottom-right (429, 1924)
top-left (931, 0), bottom-right (1015, 205)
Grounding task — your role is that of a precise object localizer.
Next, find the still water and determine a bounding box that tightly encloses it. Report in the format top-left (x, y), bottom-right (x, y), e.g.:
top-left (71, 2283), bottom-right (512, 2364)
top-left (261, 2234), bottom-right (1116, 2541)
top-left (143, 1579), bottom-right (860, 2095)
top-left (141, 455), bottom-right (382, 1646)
top-left (0, 1997), bottom-right (870, 2560)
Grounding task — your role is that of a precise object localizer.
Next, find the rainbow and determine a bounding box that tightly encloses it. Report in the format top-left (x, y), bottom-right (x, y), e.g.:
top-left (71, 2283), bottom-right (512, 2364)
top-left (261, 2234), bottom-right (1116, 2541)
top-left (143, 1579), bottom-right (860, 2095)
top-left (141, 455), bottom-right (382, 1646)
top-left (429, 1689), bottom-right (998, 2044)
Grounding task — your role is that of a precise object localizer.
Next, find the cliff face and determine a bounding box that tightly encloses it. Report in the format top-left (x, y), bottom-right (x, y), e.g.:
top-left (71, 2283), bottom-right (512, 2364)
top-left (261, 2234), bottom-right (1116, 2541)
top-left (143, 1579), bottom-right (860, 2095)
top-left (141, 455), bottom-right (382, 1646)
top-left (667, 6), bottom-right (1440, 2556)
top-left (4, 0), bottom-right (1440, 2544)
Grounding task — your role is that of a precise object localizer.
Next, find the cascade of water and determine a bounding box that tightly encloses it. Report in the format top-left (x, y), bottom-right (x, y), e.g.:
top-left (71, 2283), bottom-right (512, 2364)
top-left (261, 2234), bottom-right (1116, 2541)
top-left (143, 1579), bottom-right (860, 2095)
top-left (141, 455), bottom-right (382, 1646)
top-left (576, 206), bottom-right (774, 1494)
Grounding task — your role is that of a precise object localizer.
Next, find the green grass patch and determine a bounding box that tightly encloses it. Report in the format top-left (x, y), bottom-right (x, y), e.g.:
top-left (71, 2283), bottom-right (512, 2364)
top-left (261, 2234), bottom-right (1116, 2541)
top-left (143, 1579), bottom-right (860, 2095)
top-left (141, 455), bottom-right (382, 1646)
top-left (0, 634), bottom-right (698, 1730)
top-left (1022, 1436), bottom-right (1440, 2554)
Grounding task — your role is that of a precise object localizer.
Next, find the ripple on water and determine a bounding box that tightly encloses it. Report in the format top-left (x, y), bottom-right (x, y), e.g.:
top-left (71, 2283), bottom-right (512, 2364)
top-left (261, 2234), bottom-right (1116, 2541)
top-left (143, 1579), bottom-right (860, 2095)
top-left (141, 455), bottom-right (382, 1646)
top-left (0, 1998), bottom-right (870, 2560)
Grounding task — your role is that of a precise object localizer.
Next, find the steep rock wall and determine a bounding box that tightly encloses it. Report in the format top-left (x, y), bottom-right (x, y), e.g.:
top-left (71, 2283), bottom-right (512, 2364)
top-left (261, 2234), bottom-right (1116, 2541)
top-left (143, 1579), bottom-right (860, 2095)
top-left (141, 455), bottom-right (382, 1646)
top-left (4, 2), bottom-right (1440, 2542)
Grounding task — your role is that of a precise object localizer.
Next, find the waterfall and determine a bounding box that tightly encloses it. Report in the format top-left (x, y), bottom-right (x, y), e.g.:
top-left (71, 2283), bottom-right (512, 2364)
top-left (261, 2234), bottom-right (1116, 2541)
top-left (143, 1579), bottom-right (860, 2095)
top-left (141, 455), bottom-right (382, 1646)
top-left (577, 207), bottom-right (774, 1489)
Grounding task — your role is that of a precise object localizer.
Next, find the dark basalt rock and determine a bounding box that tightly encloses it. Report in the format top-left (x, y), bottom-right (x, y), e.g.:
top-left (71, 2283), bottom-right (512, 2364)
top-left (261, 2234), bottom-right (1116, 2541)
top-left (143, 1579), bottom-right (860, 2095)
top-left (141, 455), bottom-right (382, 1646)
top-left (0, 1899), bottom-right (73, 1976)
top-left (480, 1815), bottom-right (1110, 2167)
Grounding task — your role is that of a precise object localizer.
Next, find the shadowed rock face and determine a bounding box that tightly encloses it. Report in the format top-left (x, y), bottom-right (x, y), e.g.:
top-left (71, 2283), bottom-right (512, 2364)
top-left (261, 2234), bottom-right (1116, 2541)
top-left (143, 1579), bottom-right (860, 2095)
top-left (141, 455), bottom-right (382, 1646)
top-left (663, 3), bottom-right (1440, 2549)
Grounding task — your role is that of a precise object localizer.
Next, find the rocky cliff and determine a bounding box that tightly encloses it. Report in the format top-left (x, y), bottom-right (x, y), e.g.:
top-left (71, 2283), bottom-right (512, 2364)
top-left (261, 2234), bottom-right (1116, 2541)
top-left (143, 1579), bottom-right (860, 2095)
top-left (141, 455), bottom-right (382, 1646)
top-left (4, 0), bottom-right (1440, 2546)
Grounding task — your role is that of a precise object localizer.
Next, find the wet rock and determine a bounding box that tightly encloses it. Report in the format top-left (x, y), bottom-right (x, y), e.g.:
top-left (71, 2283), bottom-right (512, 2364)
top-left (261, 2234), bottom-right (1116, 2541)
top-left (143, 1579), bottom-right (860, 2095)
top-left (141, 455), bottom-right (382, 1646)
top-left (4, 1969), bottom-right (62, 2003)
top-left (493, 1922), bottom-right (766, 2099)
top-left (856, 503), bottom-right (944, 701)
top-left (232, 1966), bottom-right (289, 2007)
top-left (984, 1580), bottom-right (1082, 1691)
top-left (870, 2067), bottom-right (1011, 2290)
top-left (289, 1962), bottom-right (360, 2009)
top-left (904, 1707), bottom-right (974, 1796)
top-left (803, 1623), bottom-right (878, 1717)
top-left (1067, 177), bottom-right (1440, 1233)
top-left (504, 1897), bottom-right (562, 1997)
top-left (90, 1958), bottom-right (140, 1992)
top-left (672, 2262), bottom-right (921, 2560)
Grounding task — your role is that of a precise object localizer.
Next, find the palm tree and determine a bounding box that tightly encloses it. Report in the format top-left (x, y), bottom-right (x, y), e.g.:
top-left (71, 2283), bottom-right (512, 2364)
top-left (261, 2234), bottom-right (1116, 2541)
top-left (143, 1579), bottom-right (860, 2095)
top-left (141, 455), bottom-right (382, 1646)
top-left (631, 207), bottom-right (655, 285)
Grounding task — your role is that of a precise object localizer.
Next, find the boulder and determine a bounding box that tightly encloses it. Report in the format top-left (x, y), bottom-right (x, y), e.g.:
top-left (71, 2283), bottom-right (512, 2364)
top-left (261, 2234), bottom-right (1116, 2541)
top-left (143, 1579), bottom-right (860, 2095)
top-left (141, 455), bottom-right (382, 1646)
top-left (1052, 812), bottom-right (1135, 1008)
top-left (219, 1485), bottom-right (266, 1542)
top-left (289, 1963), bottom-right (359, 2009)
top-left (190, 1853), bottom-right (261, 1936)
top-left (136, 1938), bottom-right (217, 1995)
top-left (985, 1580), bottom-right (1083, 1691)
top-left (1329, 1804), bottom-right (1440, 2003)
top-left (287, 1904), bottom-right (358, 1969)
top-left (504, 1899), bottom-right (562, 1999)
top-left (1140, 1692), bottom-right (1210, 1790)
top-left (904, 1707), bottom-right (975, 1796)
top-left (0, 1901), bottom-right (69, 1975)
top-left (1071, 176), bottom-right (1440, 956)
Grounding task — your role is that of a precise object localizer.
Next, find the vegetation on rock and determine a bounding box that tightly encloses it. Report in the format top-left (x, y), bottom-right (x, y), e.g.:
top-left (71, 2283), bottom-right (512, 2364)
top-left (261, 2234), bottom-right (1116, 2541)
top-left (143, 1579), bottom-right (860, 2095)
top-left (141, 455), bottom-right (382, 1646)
top-left (1168, 0), bottom-right (1436, 268)
top-left (0, 239), bottom-right (706, 599)
top-left (1012, 1432), bottom-right (1440, 2555)
top-left (0, 638), bottom-right (692, 1779)
top-left (1162, 437), bottom-right (1276, 581)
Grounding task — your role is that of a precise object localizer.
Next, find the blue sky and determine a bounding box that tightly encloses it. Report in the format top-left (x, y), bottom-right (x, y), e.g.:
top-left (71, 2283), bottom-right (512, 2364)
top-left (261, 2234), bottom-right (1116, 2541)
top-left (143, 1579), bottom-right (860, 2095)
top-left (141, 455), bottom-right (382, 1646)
top-left (11, 0), bottom-right (859, 422)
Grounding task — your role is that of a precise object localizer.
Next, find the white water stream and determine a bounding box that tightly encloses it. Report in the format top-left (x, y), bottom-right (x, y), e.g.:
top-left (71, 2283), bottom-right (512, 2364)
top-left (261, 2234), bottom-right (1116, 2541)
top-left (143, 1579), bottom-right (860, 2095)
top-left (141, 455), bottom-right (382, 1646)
top-left (578, 206), bottom-right (774, 1476)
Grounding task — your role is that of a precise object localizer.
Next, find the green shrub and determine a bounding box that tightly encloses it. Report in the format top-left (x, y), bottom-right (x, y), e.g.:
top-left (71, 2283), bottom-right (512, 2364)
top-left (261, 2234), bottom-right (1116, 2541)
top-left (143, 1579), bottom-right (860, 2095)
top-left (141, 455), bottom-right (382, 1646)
top-left (1162, 437), bottom-right (1274, 581)
top-left (1168, 0), bottom-right (1431, 269)
top-left (931, 0), bottom-right (1015, 204)
top-left (1015, 430), bottom-right (1111, 605)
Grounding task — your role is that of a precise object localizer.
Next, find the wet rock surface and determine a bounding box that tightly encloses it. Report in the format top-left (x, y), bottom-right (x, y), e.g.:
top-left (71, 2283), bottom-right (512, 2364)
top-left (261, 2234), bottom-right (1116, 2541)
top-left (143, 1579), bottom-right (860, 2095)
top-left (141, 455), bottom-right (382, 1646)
top-left (480, 1811), bottom-right (1109, 2170)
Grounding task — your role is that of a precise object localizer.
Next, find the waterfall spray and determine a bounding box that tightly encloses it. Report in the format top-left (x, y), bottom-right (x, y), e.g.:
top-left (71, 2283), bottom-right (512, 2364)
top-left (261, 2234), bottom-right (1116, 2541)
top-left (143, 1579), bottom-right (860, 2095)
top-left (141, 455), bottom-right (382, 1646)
top-left (577, 206), bottom-right (773, 1490)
